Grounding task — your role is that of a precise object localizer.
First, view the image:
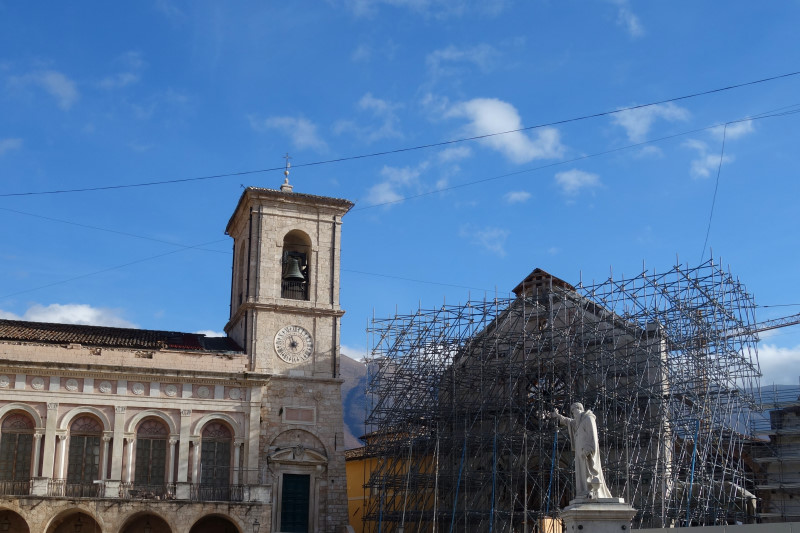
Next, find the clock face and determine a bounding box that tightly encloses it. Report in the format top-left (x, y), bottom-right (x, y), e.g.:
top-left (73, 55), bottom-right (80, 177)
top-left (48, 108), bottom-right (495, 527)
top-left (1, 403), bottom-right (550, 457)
top-left (274, 325), bottom-right (314, 364)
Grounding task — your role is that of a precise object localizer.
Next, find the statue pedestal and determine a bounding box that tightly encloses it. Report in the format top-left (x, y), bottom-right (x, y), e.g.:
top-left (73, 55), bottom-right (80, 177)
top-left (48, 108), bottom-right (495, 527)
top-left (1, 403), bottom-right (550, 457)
top-left (561, 497), bottom-right (637, 533)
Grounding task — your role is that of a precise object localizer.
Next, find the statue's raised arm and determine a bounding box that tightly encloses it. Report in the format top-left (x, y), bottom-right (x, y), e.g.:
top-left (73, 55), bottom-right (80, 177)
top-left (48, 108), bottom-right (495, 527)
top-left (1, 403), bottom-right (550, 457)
top-left (552, 402), bottom-right (613, 500)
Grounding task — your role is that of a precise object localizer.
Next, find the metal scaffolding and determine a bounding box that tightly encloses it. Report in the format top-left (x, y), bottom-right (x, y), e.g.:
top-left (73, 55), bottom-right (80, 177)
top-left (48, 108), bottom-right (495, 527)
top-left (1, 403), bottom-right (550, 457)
top-left (363, 259), bottom-right (762, 530)
top-left (749, 383), bottom-right (800, 523)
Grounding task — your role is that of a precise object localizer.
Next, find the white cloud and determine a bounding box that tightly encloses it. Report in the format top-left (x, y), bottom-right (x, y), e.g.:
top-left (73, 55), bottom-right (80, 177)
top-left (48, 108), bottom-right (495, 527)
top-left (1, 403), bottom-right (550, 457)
top-left (555, 169), bottom-right (600, 195)
top-left (683, 139), bottom-right (733, 179)
top-left (690, 153), bottom-right (732, 179)
top-left (460, 224), bottom-right (509, 256)
top-left (98, 52), bottom-right (145, 89)
top-left (712, 120), bottom-right (754, 140)
top-left (0, 138), bottom-right (23, 156)
top-left (334, 93), bottom-right (403, 143)
top-left (341, 344), bottom-right (369, 361)
top-left (249, 115), bottom-right (328, 152)
top-left (99, 72), bottom-right (139, 89)
top-left (616, 5), bottom-right (644, 38)
top-left (344, 0), bottom-right (506, 18)
top-left (612, 102), bottom-right (690, 142)
top-left (195, 329), bottom-right (225, 338)
top-left (351, 43), bottom-right (372, 62)
top-left (437, 145), bottom-right (471, 162)
top-left (636, 145), bottom-right (663, 158)
top-left (364, 182), bottom-right (404, 205)
top-left (504, 190), bottom-right (531, 204)
top-left (128, 141), bottom-right (153, 152)
top-left (350, 40), bottom-right (398, 63)
top-left (426, 43), bottom-right (499, 75)
top-left (1, 303), bottom-right (137, 328)
top-left (446, 98), bottom-right (565, 164)
top-left (10, 70), bottom-right (79, 110)
top-left (154, 0), bottom-right (185, 18)
top-left (364, 163), bottom-right (427, 206)
top-left (758, 343), bottom-right (800, 386)
top-left (420, 92), bottom-right (451, 116)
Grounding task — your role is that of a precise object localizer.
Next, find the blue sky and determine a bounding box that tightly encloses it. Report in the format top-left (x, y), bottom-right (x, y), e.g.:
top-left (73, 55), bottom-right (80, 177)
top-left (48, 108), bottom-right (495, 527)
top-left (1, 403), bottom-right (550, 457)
top-left (1, 1), bottom-right (799, 386)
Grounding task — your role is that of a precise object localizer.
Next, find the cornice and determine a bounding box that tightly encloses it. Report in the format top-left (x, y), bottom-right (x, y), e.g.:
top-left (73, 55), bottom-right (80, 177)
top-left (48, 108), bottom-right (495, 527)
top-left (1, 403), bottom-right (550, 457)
top-left (0, 358), bottom-right (270, 385)
top-left (225, 301), bottom-right (345, 332)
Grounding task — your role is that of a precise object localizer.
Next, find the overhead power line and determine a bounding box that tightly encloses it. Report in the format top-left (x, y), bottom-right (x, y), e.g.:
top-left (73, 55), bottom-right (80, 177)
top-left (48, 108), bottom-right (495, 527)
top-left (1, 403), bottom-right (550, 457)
top-left (2, 70), bottom-right (800, 198)
top-left (0, 206), bottom-right (229, 254)
top-left (3, 107), bottom-right (799, 300)
top-left (354, 109), bottom-right (800, 211)
top-left (0, 239), bottom-right (229, 300)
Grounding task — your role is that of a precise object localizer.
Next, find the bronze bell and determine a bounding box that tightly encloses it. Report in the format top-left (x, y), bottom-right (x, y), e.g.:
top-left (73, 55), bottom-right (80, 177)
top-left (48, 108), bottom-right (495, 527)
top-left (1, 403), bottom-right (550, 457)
top-left (283, 256), bottom-right (305, 282)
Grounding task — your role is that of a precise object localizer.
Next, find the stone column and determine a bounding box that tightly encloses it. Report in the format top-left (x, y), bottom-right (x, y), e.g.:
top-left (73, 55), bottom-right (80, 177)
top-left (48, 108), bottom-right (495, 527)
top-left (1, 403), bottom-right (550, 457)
top-left (31, 431), bottom-right (43, 477)
top-left (233, 439), bottom-right (243, 485)
top-left (191, 438), bottom-right (201, 484)
top-left (168, 437), bottom-right (178, 484)
top-left (175, 410), bottom-right (193, 500)
top-left (177, 410), bottom-right (191, 482)
top-left (57, 434), bottom-right (69, 479)
top-left (247, 385), bottom-right (262, 482)
top-left (100, 434), bottom-right (112, 480)
top-left (126, 437), bottom-right (136, 482)
top-left (42, 403), bottom-right (58, 478)
top-left (110, 406), bottom-right (126, 480)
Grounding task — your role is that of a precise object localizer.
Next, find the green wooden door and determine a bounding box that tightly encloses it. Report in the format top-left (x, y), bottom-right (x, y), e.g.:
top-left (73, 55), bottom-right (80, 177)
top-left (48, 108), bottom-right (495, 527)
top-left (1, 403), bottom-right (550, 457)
top-left (280, 473), bottom-right (310, 533)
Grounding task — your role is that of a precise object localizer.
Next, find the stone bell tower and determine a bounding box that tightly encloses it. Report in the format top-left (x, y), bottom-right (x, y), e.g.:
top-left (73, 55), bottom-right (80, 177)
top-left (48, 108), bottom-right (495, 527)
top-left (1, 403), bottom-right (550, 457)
top-left (225, 173), bottom-right (353, 531)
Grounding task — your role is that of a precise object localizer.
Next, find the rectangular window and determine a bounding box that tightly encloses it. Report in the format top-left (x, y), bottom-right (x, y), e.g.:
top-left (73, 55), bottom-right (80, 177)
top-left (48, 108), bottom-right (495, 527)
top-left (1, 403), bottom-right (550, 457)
top-left (67, 436), bottom-right (100, 484)
top-left (200, 440), bottom-right (231, 486)
top-left (281, 473), bottom-right (310, 533)
top-left (0, 434), bottom-right (32, 481)
top-left (134, 438), bottom-right (167, 485)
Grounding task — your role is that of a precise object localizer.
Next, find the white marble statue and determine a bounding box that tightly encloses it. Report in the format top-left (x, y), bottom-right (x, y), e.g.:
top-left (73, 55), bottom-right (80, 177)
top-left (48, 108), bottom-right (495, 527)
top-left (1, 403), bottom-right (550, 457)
top-left (551, 402), bottom-right (613, 500)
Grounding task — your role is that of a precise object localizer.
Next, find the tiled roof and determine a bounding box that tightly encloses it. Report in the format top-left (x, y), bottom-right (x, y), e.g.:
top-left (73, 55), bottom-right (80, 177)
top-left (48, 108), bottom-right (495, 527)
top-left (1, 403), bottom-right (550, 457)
top-left (0, 319), bottom-right (242, 353)
top-left (245, 186), bottom-right (354, 208)
top-left (345, 447), bottom-right (367, 460)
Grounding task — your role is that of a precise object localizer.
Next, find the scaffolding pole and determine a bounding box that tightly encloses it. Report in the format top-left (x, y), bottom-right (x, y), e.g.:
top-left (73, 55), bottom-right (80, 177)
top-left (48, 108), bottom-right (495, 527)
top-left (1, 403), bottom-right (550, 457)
top-left (363, 259), bottom-right (761, 530)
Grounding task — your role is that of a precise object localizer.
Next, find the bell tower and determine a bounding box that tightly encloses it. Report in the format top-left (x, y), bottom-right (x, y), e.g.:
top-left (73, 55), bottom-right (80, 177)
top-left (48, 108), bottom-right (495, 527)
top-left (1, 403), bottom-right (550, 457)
top-left (225, 174), bottom-right (353, 530)
top-left (224, 177), bottom-right (353, 376)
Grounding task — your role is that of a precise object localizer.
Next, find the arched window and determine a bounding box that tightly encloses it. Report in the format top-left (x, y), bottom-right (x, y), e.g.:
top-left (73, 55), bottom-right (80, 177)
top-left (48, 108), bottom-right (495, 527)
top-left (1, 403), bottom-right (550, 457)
top-left (66, 416), bottom-right (102, 496)
top-left (0, 413), bottom-right (34, 484)
top-left (134, 418), bottom-right (169, 489)
top-left (200, 422), bottom-right (232, 497)
top-left (281, 230), bottom-right (311, 300)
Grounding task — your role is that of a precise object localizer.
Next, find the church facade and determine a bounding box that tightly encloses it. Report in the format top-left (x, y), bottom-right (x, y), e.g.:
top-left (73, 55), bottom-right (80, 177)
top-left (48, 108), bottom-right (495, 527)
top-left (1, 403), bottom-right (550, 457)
top-left (0, 182), bottom-right (353, 533)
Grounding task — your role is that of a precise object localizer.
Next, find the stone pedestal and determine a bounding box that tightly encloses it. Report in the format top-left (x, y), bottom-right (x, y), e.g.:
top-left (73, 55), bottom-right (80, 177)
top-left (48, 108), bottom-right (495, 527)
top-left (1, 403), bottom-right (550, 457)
top-left (103, 480), bottom-right (121, 498)
top-left (561, 497), bottom-right (637, 533)
top-left (248, 484), bottom-right (271, 503)
top-left (30, 477), bottom-right (49, 496)
top-left (175, 481), bottom-right (191, 500)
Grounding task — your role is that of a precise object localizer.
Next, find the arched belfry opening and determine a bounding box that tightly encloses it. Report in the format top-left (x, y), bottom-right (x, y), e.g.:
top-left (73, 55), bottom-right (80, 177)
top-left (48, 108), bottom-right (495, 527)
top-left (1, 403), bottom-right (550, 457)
top-left (281, 230), bottom-right (311, 301)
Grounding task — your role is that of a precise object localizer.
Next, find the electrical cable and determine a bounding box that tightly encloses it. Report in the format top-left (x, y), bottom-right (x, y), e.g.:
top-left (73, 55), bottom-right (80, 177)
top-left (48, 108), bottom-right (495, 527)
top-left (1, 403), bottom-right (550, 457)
top-left (0, 206), bottom-right (229, 254)
top-left (2, 71), bottom-right (800, 198)
top-left (0, 239), bottom-right (228, 299)
top-left (354, 109), bottom-right (800, 211)
top-left (700, 123), bottom-right (728, 262)
top-left (2, 107), bottom-right (798, 300)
